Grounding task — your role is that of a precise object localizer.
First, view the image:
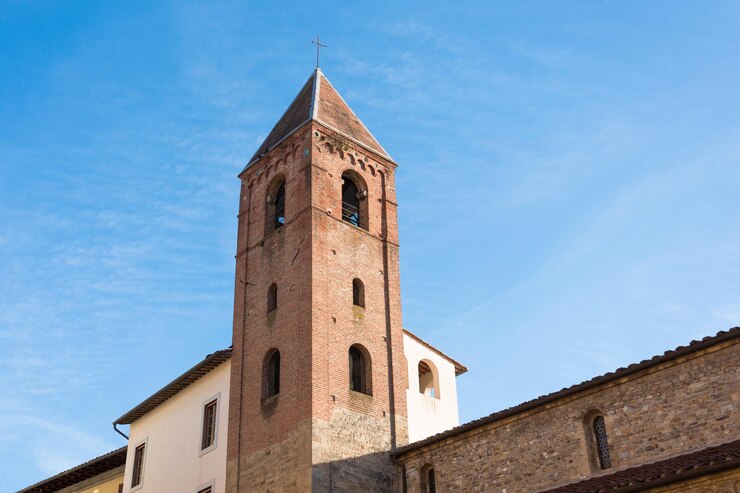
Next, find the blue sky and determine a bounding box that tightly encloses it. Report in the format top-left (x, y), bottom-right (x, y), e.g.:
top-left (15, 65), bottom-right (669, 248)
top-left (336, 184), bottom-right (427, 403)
top-left (2, 1), bottom-right (739, 489)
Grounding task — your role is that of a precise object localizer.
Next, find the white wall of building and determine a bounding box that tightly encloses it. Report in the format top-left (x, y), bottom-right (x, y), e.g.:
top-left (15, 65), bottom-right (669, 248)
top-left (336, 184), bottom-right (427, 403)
top-left (403, 333), bottom-right (461, 443)
top-left (123, 359), bottom-right (230, 493)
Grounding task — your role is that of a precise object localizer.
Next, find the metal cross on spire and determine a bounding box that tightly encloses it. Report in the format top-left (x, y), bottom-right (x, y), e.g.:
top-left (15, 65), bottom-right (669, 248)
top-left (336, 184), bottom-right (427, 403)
top-left (312, 35), bottom-right (326, 68)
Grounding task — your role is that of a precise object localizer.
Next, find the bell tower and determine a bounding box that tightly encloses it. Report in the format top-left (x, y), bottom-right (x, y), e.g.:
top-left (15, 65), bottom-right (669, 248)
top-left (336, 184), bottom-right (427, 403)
top-left (226, 69), bottom-right (408, 492)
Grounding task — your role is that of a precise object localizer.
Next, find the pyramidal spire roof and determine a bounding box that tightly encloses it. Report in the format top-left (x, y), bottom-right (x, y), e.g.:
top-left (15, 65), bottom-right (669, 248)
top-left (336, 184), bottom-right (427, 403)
top-left (247, 69), bottom-right (392, 168)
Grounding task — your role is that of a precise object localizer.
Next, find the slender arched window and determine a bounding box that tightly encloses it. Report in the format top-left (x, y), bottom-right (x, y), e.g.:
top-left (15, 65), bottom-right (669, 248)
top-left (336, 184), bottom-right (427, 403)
top-left (266, 177), bottom-right (286, 236)
top-left (593, 415), bottom-right (612, 469)
top-left (418, 360), bottom-right (440, 399)
top-left (341, 172), bottom-right (367, 230)
top-left (267, 283), bottom-right (277, 313)
top-left (264, 350), bottom-right (280, 399)
top-left (349, 345), bottom-right (371, 395)
top-left (421, 464), bottom-right (436, 493)
top-left (352, 278), bottom-right (365, 308)
top-left (273, 182), bottom-right (285, 230)
top-left (427, 468), bottom-right (436, 493)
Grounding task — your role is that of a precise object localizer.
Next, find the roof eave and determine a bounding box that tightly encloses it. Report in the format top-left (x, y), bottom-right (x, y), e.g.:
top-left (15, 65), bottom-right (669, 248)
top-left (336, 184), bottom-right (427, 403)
top-left (114, 348), bottom-right (232, 425)
top-left (403, 328), bottom-right (468, 375)
top-left (394, 327), bottom-right (739, 457)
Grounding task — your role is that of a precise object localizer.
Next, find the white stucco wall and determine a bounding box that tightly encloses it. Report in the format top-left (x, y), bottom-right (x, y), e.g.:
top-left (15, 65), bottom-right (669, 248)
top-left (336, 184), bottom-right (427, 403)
top-left (123, 359), bottom-right (230, 493)
top-left (403, 333), bottom-right (461, 443)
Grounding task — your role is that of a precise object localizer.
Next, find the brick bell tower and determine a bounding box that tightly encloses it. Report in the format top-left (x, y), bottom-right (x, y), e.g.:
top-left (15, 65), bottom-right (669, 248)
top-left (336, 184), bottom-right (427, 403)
top-left (226, 69), bottom-right (408, 492)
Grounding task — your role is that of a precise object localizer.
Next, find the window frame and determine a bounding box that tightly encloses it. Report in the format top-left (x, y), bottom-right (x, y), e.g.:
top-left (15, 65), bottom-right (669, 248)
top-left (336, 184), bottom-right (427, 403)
top-left (592, 414), bottom-right (612, 470)
top-left (418, 359), bottom-right (440, 399)
top-left (341, 171), bottom-right (369, 231)
top-left (583, 410), bottom-right (615, 472)
top-left (265, 175), bottom-right (287, 237)
top-left (273, 181), bottom-right (286, 230)
top-left (263, 349), bottom-right (281, 400)
top-left (130, 438), bottom-right (148, 492)
top-left (420, 463), bottom-right (436, 493)
top-left (199, 392), bottom-right (221, 456)
top-left (267, 283), bottom-right (278, 313)
top-left (352, 278), bottom-right (365, 308)
top-left (348, 344), bottom-right (372, 396)
top-left (196, 479), bottom-right (216, 493)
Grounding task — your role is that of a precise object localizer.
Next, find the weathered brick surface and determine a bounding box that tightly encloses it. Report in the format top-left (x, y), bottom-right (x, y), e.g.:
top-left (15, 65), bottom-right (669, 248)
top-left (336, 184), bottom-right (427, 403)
top-left (226, 121), bottom-right (408, 492)
top-left (226, 127), bottom-right (315, 491)
top-left (398, 340), bottom-right (739, 492)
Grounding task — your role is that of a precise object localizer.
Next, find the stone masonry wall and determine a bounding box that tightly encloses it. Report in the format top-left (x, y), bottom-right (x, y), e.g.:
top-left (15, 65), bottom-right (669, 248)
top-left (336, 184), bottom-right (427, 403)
top-left (227, 418), bottom-right (313, 493)
top-left (312, 411), bottom-right (408, 492)
top-left (398, 339), bottom-right (739, 493)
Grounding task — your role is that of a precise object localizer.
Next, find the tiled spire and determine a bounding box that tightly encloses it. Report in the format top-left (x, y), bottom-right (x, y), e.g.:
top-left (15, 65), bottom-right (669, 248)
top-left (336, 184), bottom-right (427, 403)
top-left (247, 69), bottom-right (391, 167)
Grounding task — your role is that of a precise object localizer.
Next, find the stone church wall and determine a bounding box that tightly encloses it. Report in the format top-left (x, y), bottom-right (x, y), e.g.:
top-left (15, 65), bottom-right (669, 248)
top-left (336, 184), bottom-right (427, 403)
top-left (397, 338), bottom-right (739, 493)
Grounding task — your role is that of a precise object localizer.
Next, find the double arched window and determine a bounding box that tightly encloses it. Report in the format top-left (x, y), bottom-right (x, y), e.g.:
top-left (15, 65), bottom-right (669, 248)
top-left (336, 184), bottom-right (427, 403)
top-left (349, 344), bottom-right (371, 395)
top-left (263, 349), bottom-right (280, 399)
top-left (341, 172), bottom-right (368, 230)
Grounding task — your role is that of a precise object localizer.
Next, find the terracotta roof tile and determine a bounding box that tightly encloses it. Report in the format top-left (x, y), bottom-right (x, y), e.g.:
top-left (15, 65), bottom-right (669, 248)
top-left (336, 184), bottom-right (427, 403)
top-left (403, 328), bottom-right (467, 375)
top-left (245, 69), bottom-right (391, 170)
top-left (113, 348), bottom-right (231, 425)
top-left (17, 446), bottom-right (126, 493)
top-left (540, 439), bottom-right (740, 493)
top-left (248, 74), bottom-right (315, 165)
top-left (395, 327), bottom-right (739, 456)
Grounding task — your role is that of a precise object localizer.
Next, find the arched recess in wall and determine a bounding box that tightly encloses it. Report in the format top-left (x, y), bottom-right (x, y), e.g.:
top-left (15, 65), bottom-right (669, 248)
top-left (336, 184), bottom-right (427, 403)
top-left (418, 360), bottom-right (441, 399)
top-left (352, 278), bottom-right (365, 308)
top-left (583, 410), bottom-right (613, 471)
top-left (267, 283), bottom-right (277, 313)
top-left (263, 349), bottom-right (281, 400)
top-left (341, 170), bottom-right (368, 230)
top-left (420, 463), bottom-right (437, 493)
top-left (265, 175), bottom-right (286, 236)
top-left (348, 344), bottom-right (372, 395)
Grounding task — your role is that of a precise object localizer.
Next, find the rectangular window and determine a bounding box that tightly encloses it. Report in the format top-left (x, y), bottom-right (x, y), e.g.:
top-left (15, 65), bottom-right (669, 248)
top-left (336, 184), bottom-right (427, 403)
top-left (131, 443), bottom-right (145, 488)
top-left (201, 399), bottom-right (218, 451)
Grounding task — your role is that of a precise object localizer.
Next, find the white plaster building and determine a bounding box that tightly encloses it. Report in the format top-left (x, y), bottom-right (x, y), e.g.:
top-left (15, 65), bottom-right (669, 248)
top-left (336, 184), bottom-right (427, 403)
top-left (114, 350), bottom-right (232, 493)
top-left (58, 332), bottom-right (463, 493)
top-left (402, 329), bottom-right (467, 443)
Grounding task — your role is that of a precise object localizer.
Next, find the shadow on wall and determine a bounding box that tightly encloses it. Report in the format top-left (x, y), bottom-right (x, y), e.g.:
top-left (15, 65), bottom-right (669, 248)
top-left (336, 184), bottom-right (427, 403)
top-left (312, 451), bottom-right (403, 493)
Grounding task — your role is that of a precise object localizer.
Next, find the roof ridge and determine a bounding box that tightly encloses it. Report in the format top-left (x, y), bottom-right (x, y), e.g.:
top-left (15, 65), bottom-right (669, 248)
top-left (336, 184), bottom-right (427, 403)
top-left (313, 72), bottom-right (392, 160)
top-left (310, 68), bottom-right (320, 120)
top-left (244, 69), bottom-right (394, 172)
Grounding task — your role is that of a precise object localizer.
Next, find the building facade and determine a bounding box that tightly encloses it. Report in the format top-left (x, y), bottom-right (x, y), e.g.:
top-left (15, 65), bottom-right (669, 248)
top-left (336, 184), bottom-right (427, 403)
top-left (18, 70), bottom-right (739, 493)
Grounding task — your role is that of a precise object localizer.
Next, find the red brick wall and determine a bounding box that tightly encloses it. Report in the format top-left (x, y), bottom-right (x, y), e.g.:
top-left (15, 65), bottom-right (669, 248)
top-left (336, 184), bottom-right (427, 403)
top-left (226, 127), bottom-right (315, 491)
top-left (226, 123), bottom-right (408, 492)
top-left (309, 124), bottom-right (408, 489)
